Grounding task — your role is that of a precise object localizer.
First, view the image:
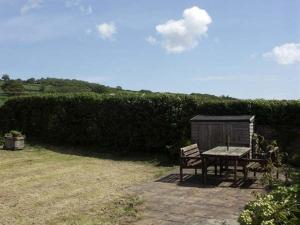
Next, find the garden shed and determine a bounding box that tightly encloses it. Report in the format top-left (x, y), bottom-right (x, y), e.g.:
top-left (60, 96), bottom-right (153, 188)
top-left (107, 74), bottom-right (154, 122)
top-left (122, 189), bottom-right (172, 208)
top-left (191, 115), bottom-right (255, 152)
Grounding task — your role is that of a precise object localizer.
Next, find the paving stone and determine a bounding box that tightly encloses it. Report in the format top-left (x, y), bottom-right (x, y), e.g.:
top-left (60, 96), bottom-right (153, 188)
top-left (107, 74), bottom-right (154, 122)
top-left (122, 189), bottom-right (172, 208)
top-left (129, 168), bottom-right (264, 225)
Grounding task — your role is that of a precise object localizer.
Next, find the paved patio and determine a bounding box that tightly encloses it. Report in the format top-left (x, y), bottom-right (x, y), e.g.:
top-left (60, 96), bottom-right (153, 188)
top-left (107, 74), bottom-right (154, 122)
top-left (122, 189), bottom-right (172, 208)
top-left (129, 168), bottom-right (264, 225)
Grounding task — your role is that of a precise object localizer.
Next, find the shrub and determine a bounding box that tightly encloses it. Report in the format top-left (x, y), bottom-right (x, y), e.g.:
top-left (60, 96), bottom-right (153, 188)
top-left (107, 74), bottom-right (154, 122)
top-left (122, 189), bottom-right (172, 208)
top-left (252, 133), bottom-right (279, 158)
top-left (238, 185), bottom-right (299, 225)
top-left (1, 80), bottom-right (25, 94)
top-left (0, 93), bottom-right (299, 157)
top-left (0, 93), bottom-right (195, 154)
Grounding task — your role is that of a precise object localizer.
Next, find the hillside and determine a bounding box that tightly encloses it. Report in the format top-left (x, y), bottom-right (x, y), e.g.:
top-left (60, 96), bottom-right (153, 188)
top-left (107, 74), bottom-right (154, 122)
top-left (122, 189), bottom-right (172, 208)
top-left (0, 76), bottom-right (236, 105)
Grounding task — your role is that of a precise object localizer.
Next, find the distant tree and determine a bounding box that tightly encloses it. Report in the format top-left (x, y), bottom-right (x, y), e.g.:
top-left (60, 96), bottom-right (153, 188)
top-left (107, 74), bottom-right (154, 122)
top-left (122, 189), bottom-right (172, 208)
top-left (91, 85), bottom-right (108, 94)
top-left (1, 74), bottom-right (10, 81)
top-left (1, 80), bottom-right (25, 94)
top-left (116, 86), bottom-right (122, 90)
top-left (26, 78), bottom-right (36, 83)
top-left (140, 89), bottom-right (152, 93)
top-left (40, 84), bottom-right (46, 92)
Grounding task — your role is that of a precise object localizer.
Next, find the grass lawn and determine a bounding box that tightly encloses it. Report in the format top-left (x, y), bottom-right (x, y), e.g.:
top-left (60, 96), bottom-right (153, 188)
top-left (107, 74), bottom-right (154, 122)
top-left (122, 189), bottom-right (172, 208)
top-left (0, 145), bottom-right (173, 225)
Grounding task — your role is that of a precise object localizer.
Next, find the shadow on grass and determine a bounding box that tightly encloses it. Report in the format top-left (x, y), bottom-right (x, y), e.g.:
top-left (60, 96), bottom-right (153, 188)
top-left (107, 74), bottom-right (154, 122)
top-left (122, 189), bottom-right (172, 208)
top-left (26, 141), bottom-right (176, 167)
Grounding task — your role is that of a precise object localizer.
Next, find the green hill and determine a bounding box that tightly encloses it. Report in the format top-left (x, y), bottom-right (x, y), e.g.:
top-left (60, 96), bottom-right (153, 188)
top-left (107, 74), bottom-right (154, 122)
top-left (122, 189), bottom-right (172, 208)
top-left (0, 76), bottom-right (236, 105)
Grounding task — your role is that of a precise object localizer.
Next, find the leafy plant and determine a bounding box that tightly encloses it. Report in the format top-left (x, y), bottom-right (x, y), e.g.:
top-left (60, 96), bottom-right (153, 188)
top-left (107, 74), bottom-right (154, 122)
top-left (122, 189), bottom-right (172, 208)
top-left (239, 185), bottom-right (300, 225)
top-left (252, 133), bottom-right (279, 158)
top-left (253, 136), bottom-right (288, 187)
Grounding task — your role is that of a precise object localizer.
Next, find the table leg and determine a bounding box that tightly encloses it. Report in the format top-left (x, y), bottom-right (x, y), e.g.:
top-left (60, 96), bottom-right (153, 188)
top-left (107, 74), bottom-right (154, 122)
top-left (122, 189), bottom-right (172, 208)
top-left (234, 159), bottom-right (237, 183)
top-left (219, 158), bottom-right (222, 176)
top-left (214, 162), bottom-right (217, 176)
top-left (202, 157), bottom-right (206, 185)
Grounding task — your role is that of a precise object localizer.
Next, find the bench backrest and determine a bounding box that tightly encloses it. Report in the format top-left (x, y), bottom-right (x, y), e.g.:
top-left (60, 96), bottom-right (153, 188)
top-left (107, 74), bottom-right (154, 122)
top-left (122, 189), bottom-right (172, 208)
top-left (180, 144), bottom-right (201, 158)
top-left (241, 147), bottom-right (280, 167)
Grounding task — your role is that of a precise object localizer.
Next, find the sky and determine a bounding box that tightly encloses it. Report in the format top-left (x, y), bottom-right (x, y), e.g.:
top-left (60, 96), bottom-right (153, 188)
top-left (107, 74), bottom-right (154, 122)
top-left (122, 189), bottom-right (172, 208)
top-left (0, 0), bottom-right (300, 99)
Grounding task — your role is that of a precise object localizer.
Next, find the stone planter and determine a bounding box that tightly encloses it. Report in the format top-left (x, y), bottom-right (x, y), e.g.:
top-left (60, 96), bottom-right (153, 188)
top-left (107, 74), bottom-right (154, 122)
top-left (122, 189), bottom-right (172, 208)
top-left (4, 136), bottom-right (25, 150)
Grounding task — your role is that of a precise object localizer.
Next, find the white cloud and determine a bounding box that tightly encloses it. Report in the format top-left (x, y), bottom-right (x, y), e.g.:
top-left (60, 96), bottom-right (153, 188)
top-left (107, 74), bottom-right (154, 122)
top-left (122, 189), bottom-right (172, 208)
top-left (146, 36), bottom-right (157, 45)
top-left (20, 0), bottom-right (43, 15)
top-left (96, 22), bottom-right (116, 40)
top-left (155, 6), bottom-right (212, 53)
top-left (263, 43), bottom-right (300, 65)
top-left (65, 0), bottom-right (92, 15)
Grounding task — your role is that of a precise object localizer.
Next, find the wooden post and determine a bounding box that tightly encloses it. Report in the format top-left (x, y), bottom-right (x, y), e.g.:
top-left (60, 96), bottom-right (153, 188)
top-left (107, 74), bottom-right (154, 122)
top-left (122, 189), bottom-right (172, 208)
top-left (180, 167), bottom-right (183, 182)
top-left (226, 133), bottom-right (230, 151)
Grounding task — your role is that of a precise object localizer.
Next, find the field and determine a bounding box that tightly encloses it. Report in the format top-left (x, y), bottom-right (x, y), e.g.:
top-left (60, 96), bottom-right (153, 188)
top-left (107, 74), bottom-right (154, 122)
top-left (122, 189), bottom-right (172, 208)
top-left (0, 145), bottom-right (173, 225)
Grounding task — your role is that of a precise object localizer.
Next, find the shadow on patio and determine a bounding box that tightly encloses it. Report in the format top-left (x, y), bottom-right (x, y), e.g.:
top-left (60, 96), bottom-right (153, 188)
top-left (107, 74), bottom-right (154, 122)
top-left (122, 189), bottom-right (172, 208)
top-left (155, 169), bottom-right (264, 189)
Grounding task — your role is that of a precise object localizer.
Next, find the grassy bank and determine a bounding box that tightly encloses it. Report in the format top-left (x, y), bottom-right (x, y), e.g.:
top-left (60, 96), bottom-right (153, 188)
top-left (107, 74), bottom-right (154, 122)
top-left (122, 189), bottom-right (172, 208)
top-left (0, 145), bottom-right (173, 225)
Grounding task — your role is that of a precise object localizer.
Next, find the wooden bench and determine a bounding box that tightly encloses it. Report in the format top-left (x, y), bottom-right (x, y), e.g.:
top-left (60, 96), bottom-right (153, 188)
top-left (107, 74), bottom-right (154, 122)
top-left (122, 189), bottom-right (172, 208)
top-left (241, 158), bottom-right (269, 179)
top-left (241, 147), bottom-right (280, 179)
top-left (180, 144), bottom-right (215, 182)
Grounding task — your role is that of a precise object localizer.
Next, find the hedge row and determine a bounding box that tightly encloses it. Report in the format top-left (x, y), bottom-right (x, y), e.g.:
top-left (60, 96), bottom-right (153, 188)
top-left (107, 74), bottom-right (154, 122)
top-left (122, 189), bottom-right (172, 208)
top-left (0, 93), bottom-right (299, 155)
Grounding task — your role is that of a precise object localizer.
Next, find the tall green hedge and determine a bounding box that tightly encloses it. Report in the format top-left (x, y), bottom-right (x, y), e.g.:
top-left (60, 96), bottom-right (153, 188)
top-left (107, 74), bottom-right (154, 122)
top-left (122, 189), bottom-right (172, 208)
top-left (0, 93), bottom-right (299, 155)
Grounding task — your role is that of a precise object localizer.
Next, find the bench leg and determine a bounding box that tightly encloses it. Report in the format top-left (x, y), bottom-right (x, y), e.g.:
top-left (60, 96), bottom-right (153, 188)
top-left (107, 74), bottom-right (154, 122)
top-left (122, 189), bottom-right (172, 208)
top-left (195, 169), bottom-right (197, 175)
top-left (180, 167), bottom-right (183, 182)
top-left (254, 171), bottom-right (256, 177)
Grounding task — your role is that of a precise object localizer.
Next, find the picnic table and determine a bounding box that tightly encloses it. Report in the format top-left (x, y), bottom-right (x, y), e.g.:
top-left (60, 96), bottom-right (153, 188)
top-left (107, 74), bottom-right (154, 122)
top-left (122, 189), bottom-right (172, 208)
top-left (201, 146), bottom-right (251, 184)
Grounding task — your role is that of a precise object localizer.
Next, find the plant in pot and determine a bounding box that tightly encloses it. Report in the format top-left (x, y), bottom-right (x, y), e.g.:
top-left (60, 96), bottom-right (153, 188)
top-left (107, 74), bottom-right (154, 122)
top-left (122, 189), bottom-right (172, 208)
top-left (4, 130), bottom-right (25, 150)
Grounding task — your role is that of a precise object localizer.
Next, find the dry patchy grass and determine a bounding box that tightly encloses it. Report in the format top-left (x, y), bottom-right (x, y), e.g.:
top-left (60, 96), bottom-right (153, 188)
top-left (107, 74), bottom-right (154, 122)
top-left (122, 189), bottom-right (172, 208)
top-left (0, 145), bottom-right (173, 225)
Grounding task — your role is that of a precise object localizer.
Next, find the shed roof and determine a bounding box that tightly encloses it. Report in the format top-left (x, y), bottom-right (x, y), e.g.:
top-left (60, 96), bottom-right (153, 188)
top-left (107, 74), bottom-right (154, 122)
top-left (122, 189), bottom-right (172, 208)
top-left (190, 115), bottom-right (255, 122)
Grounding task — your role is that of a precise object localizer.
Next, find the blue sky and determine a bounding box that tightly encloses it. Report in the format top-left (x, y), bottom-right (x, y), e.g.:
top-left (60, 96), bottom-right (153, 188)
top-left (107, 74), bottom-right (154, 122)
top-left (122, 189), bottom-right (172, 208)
top-left (0, 0), bottom-right (299, 99)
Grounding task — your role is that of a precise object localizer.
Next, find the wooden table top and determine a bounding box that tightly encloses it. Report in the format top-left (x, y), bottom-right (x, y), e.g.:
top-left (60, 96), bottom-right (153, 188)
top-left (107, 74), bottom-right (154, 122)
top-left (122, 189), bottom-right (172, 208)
top-left (201, 146), bottom-right (250, 157)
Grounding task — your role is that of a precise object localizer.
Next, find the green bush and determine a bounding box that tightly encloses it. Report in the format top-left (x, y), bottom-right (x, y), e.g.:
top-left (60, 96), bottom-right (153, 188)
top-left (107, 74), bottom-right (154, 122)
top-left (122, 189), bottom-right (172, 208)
top-left (1, 80), bottom-right (25, 94)
top-left (0, 93), bottom-right (299, 156)
top-left (239, 185), bottom-right (300, 225)
top-left (5, 130), bottom-right (23, 138)
top-left (0, 93), bottom-right (195, 154)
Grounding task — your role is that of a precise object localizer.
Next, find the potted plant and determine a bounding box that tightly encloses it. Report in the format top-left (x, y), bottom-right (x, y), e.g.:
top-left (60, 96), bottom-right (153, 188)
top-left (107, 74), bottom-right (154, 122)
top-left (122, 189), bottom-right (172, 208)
top-left (4, 130), bottom-right (25, 150)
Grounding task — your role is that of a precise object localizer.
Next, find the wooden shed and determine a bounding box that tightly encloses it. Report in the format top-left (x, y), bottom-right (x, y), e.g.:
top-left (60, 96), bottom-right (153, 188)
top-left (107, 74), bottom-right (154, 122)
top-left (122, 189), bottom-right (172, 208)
top-left (191, 115), bottom-right (255, 152)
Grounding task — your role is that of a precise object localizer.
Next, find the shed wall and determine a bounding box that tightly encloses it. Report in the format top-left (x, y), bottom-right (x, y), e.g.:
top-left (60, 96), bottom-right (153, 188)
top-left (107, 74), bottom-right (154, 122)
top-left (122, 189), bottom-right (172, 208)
top-left (191, 121), bottom-right (253, 151)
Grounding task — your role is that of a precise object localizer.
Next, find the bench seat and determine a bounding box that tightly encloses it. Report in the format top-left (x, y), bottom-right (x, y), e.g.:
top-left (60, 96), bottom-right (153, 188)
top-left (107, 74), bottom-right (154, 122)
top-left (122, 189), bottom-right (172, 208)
top-left (179, 144), bottom-right (216, 182)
